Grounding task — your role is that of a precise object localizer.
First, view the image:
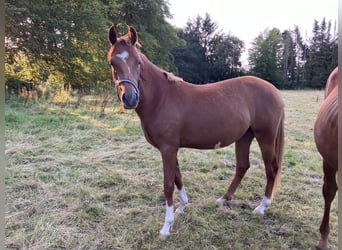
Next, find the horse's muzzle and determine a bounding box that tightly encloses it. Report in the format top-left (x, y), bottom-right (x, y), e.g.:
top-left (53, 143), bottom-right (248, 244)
top-left (116, 79), bottom-right (140, 109)
top-left (122, 92), bottom-right (139, 109)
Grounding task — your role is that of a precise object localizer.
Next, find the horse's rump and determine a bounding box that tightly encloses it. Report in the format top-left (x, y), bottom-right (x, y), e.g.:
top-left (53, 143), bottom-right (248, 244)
top-left (325, 67), bottom-right (338, 98)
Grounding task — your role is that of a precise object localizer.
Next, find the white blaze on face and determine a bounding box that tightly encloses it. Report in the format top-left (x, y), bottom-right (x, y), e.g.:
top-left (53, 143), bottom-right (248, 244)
top-left (115, 51), bottom-right (131, 73)
top-left (116, 51), bottom-right (129, 61)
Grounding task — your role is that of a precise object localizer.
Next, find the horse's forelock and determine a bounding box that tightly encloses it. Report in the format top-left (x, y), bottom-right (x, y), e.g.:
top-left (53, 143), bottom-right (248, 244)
top-left (107, 38), bottom-right (142, 62)
top-left (119, 36), bottom-right (141, 48)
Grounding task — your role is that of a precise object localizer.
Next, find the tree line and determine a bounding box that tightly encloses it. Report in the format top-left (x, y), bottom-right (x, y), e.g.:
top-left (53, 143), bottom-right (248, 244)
top-left (5, 0), bottom-right (338, 96)
top-left (248, 19), bottom-right (338, 89)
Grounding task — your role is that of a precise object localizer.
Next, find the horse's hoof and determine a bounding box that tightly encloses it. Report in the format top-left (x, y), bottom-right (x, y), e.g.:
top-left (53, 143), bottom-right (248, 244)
top-left (216, 197), bottom-right (226, 206)
top-left (175, 209), bottom-right (183, 214)
top-left (175, 204), bottom-right (188, 214)
top-left (253, 207), bottom-right (264, 216)
top-left (316, 242), bottom-right (328, 250)
top-left (159, 233), bottom-right (168, 240)
top-left (316, 246), bottom-right (328, 250)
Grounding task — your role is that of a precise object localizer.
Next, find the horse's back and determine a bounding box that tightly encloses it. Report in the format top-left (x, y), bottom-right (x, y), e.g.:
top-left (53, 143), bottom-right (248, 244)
top-left (190, 76), bottom-right (283, 107)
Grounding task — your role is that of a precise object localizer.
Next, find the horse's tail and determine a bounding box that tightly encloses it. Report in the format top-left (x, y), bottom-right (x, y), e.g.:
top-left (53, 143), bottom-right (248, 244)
top-left (271, 111), bottom-right (285, 199)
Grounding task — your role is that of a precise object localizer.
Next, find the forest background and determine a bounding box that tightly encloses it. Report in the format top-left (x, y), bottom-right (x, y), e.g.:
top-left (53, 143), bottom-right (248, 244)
top-left (5, 0), bottom-right (338, 96)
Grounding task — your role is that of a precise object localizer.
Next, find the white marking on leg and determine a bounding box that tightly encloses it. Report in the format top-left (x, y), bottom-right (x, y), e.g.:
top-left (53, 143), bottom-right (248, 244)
top-left (160, 205), bottom-right (174, 237)
top-left (253, 196), bottom-right (271, 215)
top-left (216, 196), bottom-right (227, 206)
top-left (116, 51), bottom-right (129, 61)
top-left (175, 187), bottom-right (189, 214)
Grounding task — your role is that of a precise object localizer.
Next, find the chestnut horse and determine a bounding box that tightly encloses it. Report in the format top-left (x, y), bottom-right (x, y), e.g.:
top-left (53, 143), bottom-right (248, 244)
top-left (314, 67), bottom-right (338, 250)
top-left (107, 26), bottom-right (285, 238)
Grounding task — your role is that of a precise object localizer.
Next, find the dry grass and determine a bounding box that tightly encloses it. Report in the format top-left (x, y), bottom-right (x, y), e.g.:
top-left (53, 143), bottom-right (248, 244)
top-left (5, 90), bottom-right (337, 249)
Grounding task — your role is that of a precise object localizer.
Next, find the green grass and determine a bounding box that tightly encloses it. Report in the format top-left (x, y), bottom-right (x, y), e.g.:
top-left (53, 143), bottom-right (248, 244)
top-left (5, 90), bottom-right (337, 249)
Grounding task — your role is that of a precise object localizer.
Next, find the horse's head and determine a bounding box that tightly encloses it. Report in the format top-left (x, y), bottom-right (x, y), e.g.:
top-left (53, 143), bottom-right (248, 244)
top-left (108, 26), bottom-right (141, 109)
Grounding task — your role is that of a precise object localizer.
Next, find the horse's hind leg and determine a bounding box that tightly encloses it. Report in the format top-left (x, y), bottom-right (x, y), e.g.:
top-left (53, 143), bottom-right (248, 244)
top-left (175, 159), bottom-right (189, 214)
top-left (217, 129), bottom-right (254, 205)
top-left (317, 160), bottom-right (337, 250)
top-left (253, 134), bottom-right (278, 215)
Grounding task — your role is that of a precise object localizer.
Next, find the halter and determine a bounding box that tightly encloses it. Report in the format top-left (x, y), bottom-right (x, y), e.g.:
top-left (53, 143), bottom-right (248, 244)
top-left (115, 79), bottom-right (140, 105)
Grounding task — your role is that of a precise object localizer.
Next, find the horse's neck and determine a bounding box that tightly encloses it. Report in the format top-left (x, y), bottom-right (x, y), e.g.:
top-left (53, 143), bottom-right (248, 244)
top-left (140, 54), bottom-right (164, 81)
top-left (135, 54), bottom-right (167, 116)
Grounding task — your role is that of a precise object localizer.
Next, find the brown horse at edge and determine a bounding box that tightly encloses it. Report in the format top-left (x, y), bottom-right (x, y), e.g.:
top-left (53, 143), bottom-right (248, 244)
top-left (107, 26), bottom-right (285, 239)
top-left (314, 67), bottom-right (338, 250)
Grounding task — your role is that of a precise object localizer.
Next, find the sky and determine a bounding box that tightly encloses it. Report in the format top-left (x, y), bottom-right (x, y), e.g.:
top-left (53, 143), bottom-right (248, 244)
top-left (167, 0), bottom-right (338, 67)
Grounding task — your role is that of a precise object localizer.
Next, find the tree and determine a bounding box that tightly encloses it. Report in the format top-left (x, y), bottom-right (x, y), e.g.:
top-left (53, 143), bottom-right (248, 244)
top-left (5, 0), bottom-right (113, 91)
top-left (248, 19), bottom-right (337, 90)
top-left (280, 30), bottom-right (296, 87)
top-left (172, 13), bottom-right (244, 84)
top-left (248, 28), bottom-right (284, 88)
top-left (113, 0), bottom-right (182, 71)
top-left (278, 28), bottom-right (308, 89)
top-left (305, 18), bottom-right (338, 89)
top-left (5, 0), bottom-right (181, 93)
top-left (208, 33), bottom-right (244, 81)
top-left (292, 26), bottom-right (306, 86)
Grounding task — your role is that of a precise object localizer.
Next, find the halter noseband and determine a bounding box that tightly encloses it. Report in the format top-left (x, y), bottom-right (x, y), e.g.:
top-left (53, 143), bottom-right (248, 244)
top-left (116, 79), bottom-right (140, 95)
top-left (115, 79), bottom-right (140, 104)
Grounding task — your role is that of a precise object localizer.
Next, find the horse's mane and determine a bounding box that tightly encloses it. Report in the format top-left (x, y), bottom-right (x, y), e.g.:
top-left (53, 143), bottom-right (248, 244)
top-left (139, 52), bottom-right (183, 84)
top-left (162, 72), bottom-right (183, 83)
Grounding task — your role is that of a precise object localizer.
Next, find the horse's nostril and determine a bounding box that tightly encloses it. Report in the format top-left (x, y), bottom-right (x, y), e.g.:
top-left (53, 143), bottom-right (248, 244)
top-left (122, 92), bottom-right (139, 109)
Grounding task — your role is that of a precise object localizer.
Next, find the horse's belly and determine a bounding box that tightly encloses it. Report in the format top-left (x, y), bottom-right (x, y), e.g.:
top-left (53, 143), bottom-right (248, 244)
top-left (180, 126), bottom-right (247, 150)
top-left (179, 110), bottom-right (251, 149)
top-left (181, 140), bottom-right (233, 150)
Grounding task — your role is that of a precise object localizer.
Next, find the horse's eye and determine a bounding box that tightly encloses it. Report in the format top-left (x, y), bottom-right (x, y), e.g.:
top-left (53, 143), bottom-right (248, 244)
top-left (109, 58), bottom-right (116, 67)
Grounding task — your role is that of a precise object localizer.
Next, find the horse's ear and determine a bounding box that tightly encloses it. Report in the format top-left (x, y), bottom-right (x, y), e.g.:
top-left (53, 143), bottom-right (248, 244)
top-left (108, 26), bottom-right (117, 45)
top-left (128, 26), bottom-right (138, 45)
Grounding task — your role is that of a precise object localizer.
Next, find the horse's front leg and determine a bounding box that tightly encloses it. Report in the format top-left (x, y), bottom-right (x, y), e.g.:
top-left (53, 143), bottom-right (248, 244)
top-left (159, 146), bottom-right (178, 239)
top-left (159, 147), bottom-right (189, 239)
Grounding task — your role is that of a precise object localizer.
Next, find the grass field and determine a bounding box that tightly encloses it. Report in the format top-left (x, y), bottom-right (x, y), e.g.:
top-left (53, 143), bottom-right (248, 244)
top-left (5, 90), bottom-right (338, 249)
